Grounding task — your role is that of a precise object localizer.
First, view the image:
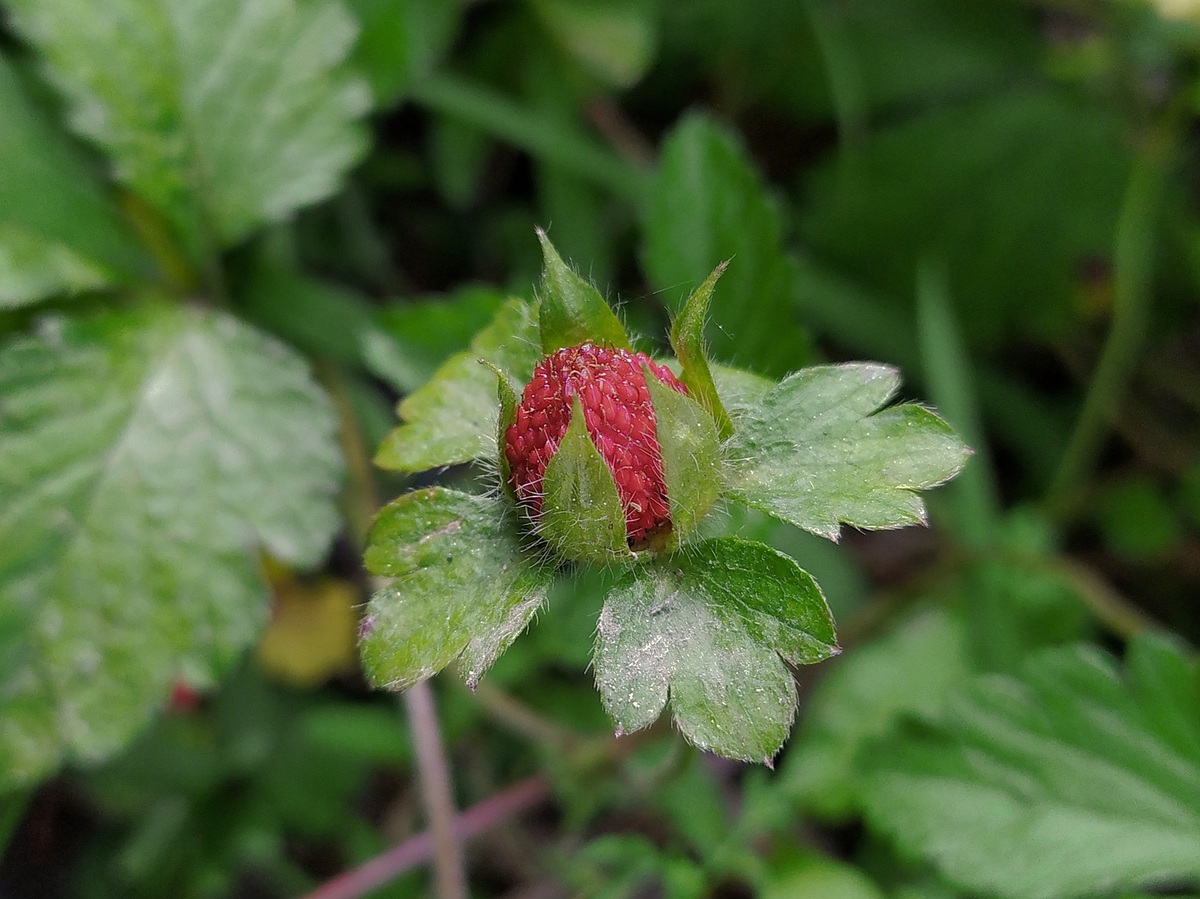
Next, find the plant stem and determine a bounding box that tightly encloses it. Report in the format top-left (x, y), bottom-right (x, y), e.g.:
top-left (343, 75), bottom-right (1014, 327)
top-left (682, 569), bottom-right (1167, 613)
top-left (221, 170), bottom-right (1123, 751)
top-left (403, 683), bottom-right (468, 899)
top-left (301, 776), bottom-right (550, 899)
top-left (411, 74), bottom-right (650, 203)
top-left (1046, 132), bottom-right (1170, 513)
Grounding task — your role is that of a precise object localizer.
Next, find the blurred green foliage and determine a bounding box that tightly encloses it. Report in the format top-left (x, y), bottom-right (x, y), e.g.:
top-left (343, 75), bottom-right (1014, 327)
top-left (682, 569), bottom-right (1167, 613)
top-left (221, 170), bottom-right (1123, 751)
top-left (1, 0), bottom-right (1199, 897)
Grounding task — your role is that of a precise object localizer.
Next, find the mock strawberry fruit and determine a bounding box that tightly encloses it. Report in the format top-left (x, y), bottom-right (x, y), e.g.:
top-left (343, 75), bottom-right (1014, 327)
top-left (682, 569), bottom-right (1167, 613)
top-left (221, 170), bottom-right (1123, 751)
top-left (504, 343), bottom-right (688, 548)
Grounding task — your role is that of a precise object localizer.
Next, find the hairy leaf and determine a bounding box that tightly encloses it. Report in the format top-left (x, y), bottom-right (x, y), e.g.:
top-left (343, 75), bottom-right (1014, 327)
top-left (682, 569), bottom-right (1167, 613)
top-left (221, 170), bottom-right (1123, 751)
top-left (362, 489), bottom-right (555, 690)
top-left (594, 539), bottom-right (837, 761)
top-left (0, 305), bottom-right (342, 789)
top-left (726, 363), bottom-right (970, 540)
top-left (375, 299), bottom-right (542, 473)
top-left (862, 634), bottom-right (1200, 899)
top-left (7, 0), bottom-right (370, 259)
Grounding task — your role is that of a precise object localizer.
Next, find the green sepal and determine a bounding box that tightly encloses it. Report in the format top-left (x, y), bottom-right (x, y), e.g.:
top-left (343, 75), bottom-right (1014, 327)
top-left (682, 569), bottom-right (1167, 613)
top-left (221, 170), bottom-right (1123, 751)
top-left (594, 538), bottom-right (838, 762)
top-left (538, 396), bottom-right (633, 565)
top-left (669, 263), bottom-right (734, 439)
top-left (484, 360), bottom-right (520, 501)
top-left (362, 488), bottom-right (555, 691)
top-left (645, 368), bottom-right (722, 546)
top-left (536, 228), bottom-right (632, 354)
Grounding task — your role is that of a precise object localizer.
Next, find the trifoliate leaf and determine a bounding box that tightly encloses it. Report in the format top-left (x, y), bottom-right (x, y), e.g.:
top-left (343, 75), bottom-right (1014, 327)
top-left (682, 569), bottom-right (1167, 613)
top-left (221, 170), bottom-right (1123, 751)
top-left (536, 230), bottom-right (632, 354)
top-left (669, 263), bottom-right (733, 439)
top-left (6, 0), bottom-right (370, 260)
top-left (645, 372), bottom-right (722, 545)
top-left (0, 53), bottom-right (147, 285)
top-left (726, 363), bottom-right (970, 540)
top-left (862, 633), bottom-right (1200, 899)
top-left (643, 113), bottom-right (810, 378)
top-left (594, 538), bottom-right (837, 761)
top-left (375, 299), bottom-right (542, 473)
top-left (361, 488), bottom-right (555, 690)
top-left (0, 304), bottom-right (343, 789)
top-left (538, 397), bottom-right (632, 565)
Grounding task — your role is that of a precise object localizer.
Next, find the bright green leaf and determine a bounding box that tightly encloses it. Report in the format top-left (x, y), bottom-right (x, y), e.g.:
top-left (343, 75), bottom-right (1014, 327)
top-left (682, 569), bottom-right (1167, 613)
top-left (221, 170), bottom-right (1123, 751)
top-left (645, 373), bottom-right (722, 545)
top-left (0, 304), bottom-right (343, 789)
top-left (539, 397), bottom-right (632, 564)
top-left (643, 113), bottom-right (810, 378)
top-left (0, 53), bottom-right (147, 283)
top-left (7, 0), bottom-right (370, 260)
top-left (536, 229), bottom-right (632, 354)
top-left (0, 224), bottom-right (108, 308)
top-left (862, 633), bottom-right (1200, 899)
top-left (531, 0), bottom-right (657, 88)
top-left (594, 538), bottom-right (837, 762)
top-left (669, 263), bottom-right (734, 439)
top-left (782, 606), bottom-right (971, 819)
top-left (726, 363), bottom-right (970, 540)
top-left (361, 488), bottom-right (555, 690)
top-left (375, 299), bottom-right (542, 473)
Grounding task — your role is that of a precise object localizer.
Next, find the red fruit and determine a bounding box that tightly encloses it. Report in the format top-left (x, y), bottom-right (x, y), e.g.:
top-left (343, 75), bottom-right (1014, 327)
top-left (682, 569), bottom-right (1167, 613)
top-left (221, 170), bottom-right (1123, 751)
top-left (505, 343), bottom-right (688, 548)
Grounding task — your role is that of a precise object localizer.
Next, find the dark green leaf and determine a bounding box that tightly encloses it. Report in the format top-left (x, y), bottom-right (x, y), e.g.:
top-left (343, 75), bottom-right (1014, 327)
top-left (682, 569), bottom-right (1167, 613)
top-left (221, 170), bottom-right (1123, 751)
top-left (0, 53), bottom-right (148, 289)
top-left (862, 633), bottom-right (1200, 899)
top-left (726, 363), bottom-right (970, 540)
top-left (347, 0), bottom-right (461, 105)
top-left (375, 299), bottom-right (542, 473)
top-left (645, 372), bottom-right (722, 545)
top-left (538, 397), bottom-right (632, 564)
top-left (536, 229), bottom-right (632, 354)
top-left (643, 113), bottom-right (810, 377)
top-left (594, 538), bottom-right (837, 761)
top-left (669, 263), bottom-right (733, 439)
top-left (361, 488), bottom-right (555, 690)
top-left (0, 304), bottom-right (342, 789)
top-left (7, 0), bottom-right (370, 259)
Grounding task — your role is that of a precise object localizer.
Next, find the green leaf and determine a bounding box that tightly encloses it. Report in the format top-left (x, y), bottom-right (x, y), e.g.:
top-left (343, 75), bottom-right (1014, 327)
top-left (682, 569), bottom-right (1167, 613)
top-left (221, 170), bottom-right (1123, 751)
top-left (668, 263), bottom-right (733, 439)
top-left (862, 633), bottom-right (1200, 899)
top-left (726, 363), bottom-right (970, 540)
top-left (0, 223), bottom-right (108, 308)
top-left (538, 397), bottom-right (632, 564)
top-left (0, 304), bottom-right (342, 789)
top-left (536, 229), bottom-right (632, 354)
top-left (361, 488), bottom-right (555, 690)
top-left (643, 113), bottom-right (810, 378)
top-left (7, 0), bottom-right (370, 260)
top-left (0, 53), bottom-right (147, 283)
top-left (645, 372), bottom-right (722, 545)
top-left (375, 299), bottom-right (542, 473)
top-left (781, 607), bottom-right (971, 819)
top-left (594, 538), bottom-right (837, 762)
top-left (530, 0), bottom-right (658, 88)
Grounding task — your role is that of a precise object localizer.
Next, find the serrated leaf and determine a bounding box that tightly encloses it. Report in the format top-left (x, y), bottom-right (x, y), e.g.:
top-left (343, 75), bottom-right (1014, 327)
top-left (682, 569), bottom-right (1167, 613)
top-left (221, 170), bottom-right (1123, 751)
top-left (645, 372), bottom-right (721, 545)
top-left (726, 363), bottom-right (970, 540)
top-left (7, 0), bottom-right (370, 260)
top-left (782, 607), bottom-right (971, 819)
top-left (0, 52), bottom-right (147, 284)
top-left (539, 397), bottom-right (632, 564)
top-left (643, 113), bottom-right (810, 377)
top-left (375, 299), bottom-right (542, 473)
top-left (0, 304), bottom-right (342, 789)
top-left (862, 633), bottom-right (1200, 899)
top-left (361, 488), bottom-right (555, 690)
top-left (0, 224), bottom-right (108, 308)
top-left (594, 538), bottom-right (837, 761)
top-left (536, 229), bottom-right (632, 354)
top-left (669, 263), bottom-right (733, 439)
